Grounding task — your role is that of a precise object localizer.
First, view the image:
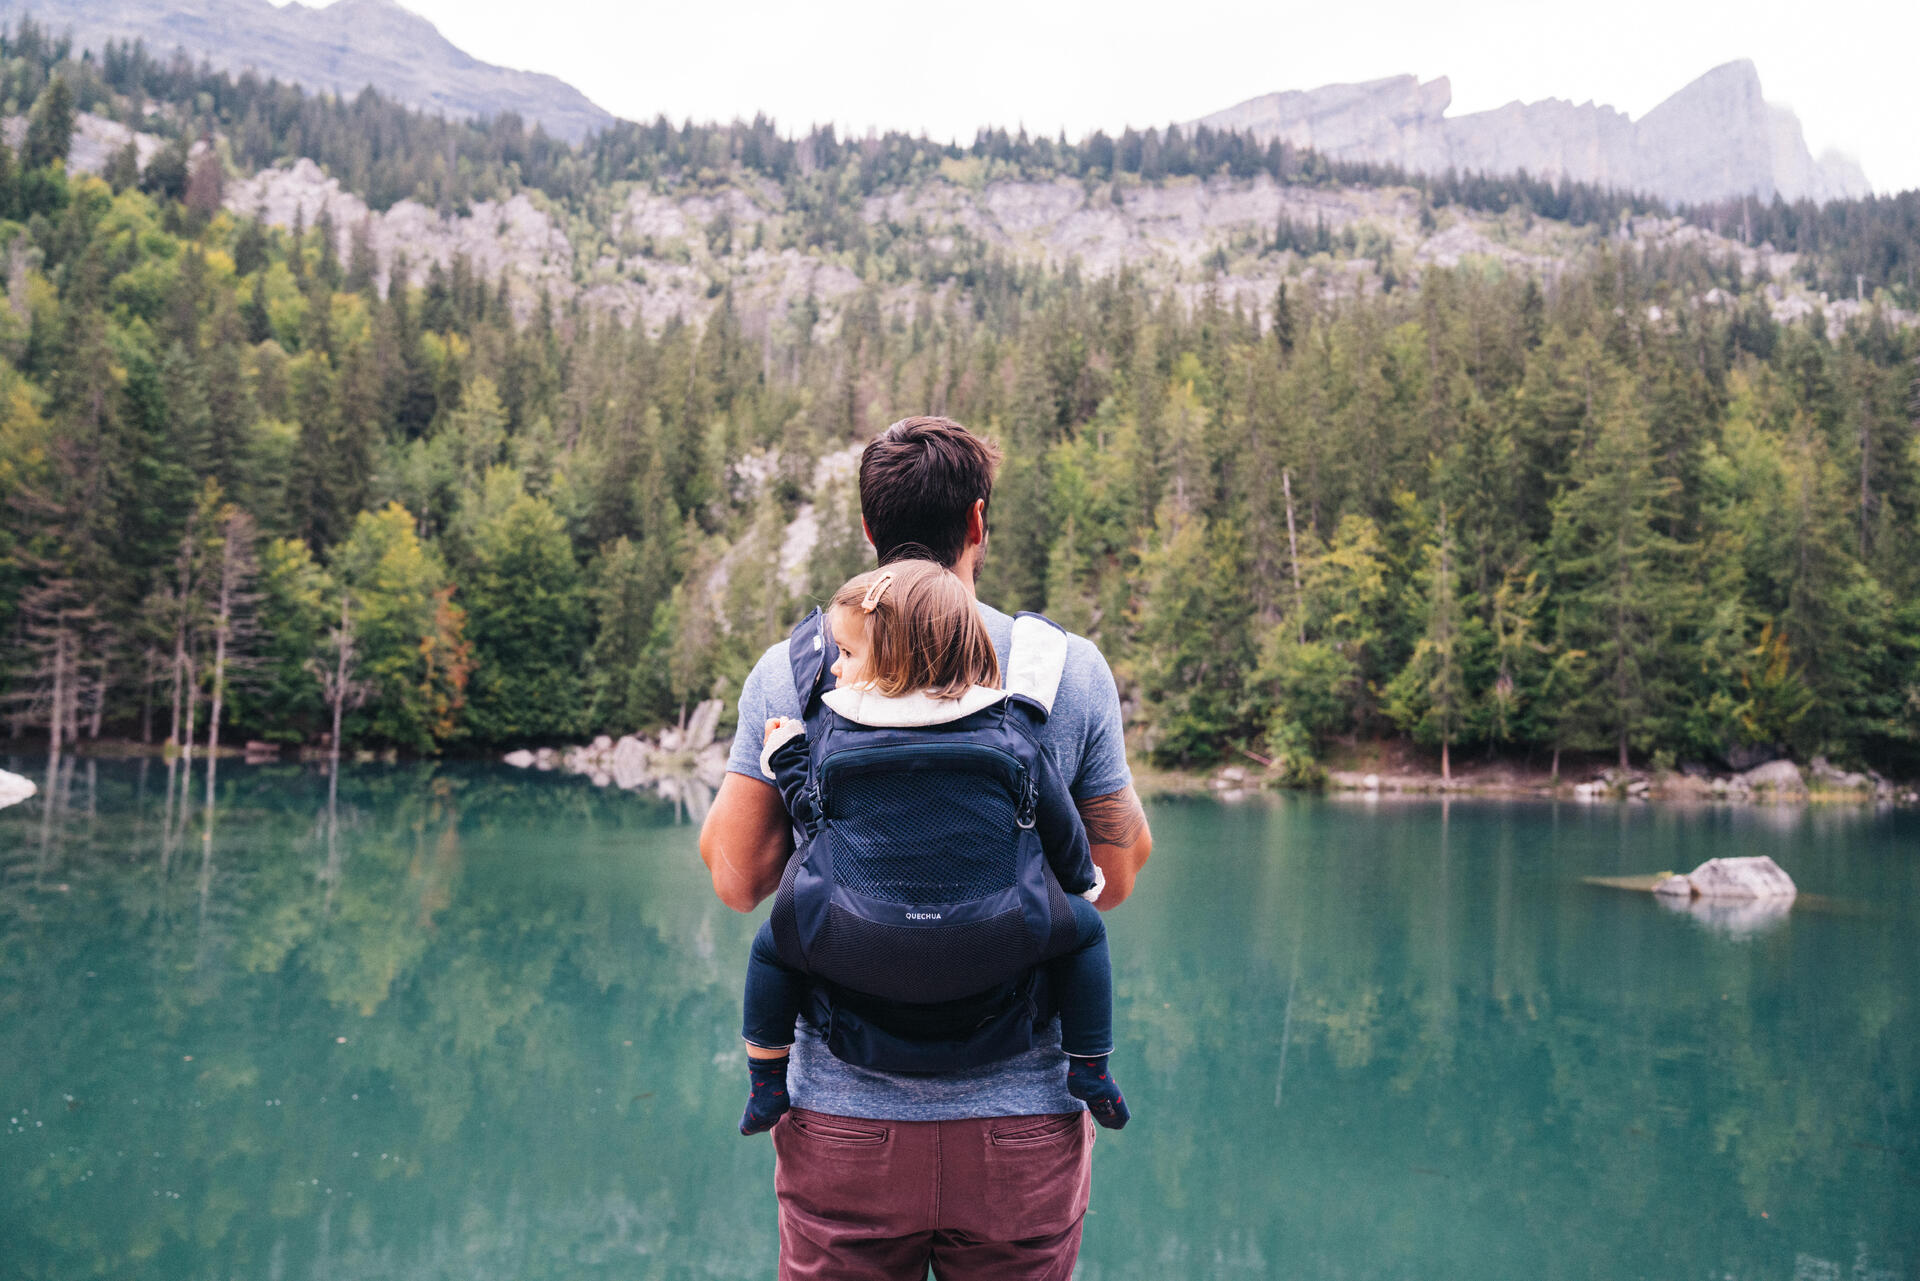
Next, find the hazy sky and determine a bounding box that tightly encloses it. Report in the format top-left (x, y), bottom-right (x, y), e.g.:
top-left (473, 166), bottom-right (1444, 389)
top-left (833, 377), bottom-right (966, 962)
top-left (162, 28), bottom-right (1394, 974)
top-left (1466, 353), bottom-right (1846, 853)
top-left (294, 0), bottom-right (1918, 192)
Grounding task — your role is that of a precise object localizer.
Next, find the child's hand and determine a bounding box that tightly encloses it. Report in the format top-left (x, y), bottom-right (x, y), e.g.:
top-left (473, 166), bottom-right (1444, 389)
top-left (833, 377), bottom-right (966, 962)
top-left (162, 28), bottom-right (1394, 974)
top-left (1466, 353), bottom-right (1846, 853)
top-left (764, 717), bottom-right (793, 744)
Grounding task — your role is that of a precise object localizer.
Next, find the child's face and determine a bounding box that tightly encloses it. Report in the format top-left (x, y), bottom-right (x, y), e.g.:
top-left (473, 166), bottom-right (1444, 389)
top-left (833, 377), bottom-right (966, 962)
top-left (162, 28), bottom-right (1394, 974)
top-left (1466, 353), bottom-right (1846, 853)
top-left (828, 607), bottom-right (869, 687)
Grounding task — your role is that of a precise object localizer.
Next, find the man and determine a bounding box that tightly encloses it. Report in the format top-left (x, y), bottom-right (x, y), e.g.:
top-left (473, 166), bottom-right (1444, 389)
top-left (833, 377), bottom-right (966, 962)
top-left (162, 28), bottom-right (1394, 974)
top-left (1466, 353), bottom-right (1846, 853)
top-left (700, 416), bottom-right (1152, 1279)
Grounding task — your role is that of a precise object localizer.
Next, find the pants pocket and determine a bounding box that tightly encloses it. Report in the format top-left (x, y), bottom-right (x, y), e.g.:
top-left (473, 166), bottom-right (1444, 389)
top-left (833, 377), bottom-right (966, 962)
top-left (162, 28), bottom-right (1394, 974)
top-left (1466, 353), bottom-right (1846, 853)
top-left (980, 1112), bottom-right (1092, 1238)
top-left (988, 1113), bottom-right (1082, 1148)
top-left (774, 1110), bottom-right (918, 1238)
top-left (784, 1112), bottom-right (890, 1147)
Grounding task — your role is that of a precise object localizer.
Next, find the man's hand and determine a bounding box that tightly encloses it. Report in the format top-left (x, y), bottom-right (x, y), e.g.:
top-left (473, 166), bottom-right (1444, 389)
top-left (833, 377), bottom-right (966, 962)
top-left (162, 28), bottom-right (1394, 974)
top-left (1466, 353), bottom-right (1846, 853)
top-left (700, 773), bottom-right (793, 912)
top-left (1076, 786), bottom-right (1151, 910)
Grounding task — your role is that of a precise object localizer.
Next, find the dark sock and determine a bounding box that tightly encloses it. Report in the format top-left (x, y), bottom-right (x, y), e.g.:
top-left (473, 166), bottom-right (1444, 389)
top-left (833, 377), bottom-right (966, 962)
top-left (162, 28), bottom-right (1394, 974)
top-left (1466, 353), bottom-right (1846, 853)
top-left (739, 1055), bottom-right (791, 1135)
top-left (1066, 1053), bottom-right (1130, 1130)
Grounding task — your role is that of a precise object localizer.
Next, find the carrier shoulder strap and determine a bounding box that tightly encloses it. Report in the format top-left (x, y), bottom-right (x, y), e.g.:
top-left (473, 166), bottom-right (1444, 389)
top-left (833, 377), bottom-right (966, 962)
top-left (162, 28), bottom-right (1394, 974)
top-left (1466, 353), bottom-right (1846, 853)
top-left (1004, 611), bottom-right (1070, 720)
top-left (786, 607), bottom-right (839, 729)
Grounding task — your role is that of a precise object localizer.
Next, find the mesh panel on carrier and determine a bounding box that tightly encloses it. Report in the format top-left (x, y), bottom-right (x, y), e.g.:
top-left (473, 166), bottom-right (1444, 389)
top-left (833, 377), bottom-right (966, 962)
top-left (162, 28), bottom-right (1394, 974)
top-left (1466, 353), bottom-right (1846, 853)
top-left (827, 769), bottom-right (1021, 905)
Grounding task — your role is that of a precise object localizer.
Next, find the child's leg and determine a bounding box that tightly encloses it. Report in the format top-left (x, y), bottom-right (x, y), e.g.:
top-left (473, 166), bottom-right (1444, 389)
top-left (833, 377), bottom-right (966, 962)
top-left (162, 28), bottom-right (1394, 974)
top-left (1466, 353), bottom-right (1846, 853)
top-left (740, 921), bottom-right (804, 1135)
top-left (1046, 897), bottom-right (1113, 1056)
top-left (743, 919), bottom-right (806, 1052)
top-left (1046, 897), bottom-right (1129, 1130)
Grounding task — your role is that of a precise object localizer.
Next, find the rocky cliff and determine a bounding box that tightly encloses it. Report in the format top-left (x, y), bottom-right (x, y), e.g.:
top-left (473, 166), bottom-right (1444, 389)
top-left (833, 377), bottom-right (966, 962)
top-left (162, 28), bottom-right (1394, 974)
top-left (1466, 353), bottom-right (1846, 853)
top-left (0, 0), bottom-right (614, 141)
top-left (217, 148), bottom-right (1899, 346)
top-left (1197, 60), bottom-right (1870, 206)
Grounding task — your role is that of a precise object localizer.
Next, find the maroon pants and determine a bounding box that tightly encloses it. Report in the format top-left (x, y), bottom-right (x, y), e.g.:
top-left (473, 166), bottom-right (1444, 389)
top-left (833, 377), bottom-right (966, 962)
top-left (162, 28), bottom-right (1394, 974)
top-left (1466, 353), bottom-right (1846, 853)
top-left (771, 1108), bottom-right (1095, 1280)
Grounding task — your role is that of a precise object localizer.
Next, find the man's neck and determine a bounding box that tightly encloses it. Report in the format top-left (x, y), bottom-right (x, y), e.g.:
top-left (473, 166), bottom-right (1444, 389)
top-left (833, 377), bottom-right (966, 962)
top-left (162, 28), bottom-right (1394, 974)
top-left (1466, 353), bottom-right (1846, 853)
top-left (874, 547), bottom-right (982, 597)
top-left (955, 546), bottom-right (982, 599)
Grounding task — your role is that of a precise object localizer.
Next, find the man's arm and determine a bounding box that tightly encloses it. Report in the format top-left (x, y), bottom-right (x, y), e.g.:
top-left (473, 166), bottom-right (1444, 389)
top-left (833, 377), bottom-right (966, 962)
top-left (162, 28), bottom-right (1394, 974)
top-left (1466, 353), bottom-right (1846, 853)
top-left (1076, 786), bottom-right (1151, 910)
top-left (699, 773), bottom-right (793, 913)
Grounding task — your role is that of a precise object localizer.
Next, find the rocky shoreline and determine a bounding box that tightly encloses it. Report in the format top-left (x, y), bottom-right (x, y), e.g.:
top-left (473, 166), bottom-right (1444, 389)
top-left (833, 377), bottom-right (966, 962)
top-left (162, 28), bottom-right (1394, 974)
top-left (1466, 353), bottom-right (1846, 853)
top-left (502, 698), bottom-right (731, 818)
top-left (1317, 755), bottom-right (1916, 803)
top-left (1176, 754), bottom-right (1919, 804)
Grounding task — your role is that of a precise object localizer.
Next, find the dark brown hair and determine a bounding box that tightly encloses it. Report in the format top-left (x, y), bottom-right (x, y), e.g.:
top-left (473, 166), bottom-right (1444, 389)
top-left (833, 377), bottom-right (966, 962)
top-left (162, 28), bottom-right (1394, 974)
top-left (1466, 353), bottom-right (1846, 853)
top-left (831, 560), bottom-right (1000, 699)
top-left (858, 417), bottom-right (1003, 569)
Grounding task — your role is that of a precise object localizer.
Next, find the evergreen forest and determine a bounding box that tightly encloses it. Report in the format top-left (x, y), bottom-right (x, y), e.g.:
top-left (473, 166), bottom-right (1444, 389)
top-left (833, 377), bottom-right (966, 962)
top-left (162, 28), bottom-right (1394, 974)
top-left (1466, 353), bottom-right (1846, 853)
top-left (2, 39), bottom-right (1919, 779)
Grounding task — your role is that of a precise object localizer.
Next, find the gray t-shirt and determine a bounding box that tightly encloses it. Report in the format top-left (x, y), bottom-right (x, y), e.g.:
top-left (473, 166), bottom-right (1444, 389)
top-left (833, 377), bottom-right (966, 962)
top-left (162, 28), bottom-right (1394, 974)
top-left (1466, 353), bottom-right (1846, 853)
top-left (724, 601), bottom-right (1132, 1120)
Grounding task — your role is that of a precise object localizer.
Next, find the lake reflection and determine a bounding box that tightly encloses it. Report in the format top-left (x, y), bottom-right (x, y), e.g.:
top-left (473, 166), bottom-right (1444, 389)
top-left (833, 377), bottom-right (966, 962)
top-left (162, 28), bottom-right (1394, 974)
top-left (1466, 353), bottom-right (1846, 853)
top-left (2, 759), bottom-right (1916, 1280)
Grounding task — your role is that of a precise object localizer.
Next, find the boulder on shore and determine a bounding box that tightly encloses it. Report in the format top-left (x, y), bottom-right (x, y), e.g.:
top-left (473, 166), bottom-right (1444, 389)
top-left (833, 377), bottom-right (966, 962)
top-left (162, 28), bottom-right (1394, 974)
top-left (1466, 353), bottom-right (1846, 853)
top-left (0, 768), bottom-right (37, 809)
top-left (1808, 756), bottom-right (1872, 791)
top-left (684, 699), bottom-right (724, 752)
top-left (610, 735), bottom-right (652, 789)
top-left (1652, 856), bottom-right (1797, 901)
top-left (503, 698), bottom-right (735, 797)
top-left (1739, 759), bottom-right (1806, 793)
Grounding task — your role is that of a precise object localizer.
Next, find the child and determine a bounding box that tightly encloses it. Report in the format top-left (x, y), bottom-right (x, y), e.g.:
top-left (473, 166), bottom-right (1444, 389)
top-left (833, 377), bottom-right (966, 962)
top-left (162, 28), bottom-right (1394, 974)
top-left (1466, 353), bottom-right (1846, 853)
top-left (737, 559), bottom-right (1129, 1134)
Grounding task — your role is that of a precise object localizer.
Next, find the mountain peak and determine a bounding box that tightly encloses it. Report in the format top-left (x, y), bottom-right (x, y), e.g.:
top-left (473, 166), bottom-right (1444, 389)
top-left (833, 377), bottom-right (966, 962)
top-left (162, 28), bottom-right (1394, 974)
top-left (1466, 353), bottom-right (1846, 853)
top-left (0, 0), bottom-right (615, 140)
top-left (1194, 62), bottom-right (1870, 204)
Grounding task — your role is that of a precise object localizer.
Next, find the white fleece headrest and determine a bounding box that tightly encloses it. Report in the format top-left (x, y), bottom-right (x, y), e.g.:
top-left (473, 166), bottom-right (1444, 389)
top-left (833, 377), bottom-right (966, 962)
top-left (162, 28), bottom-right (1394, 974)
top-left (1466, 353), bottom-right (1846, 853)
top-left (1005, 614), bottom-right (1068, 714)
top-left (822, 683), bottom-right (1009, 727)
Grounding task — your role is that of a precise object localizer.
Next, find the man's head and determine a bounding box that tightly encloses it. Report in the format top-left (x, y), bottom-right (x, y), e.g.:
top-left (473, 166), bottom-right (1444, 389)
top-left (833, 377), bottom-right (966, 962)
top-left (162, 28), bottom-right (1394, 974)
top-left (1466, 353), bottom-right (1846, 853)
top-left (858, 416), bottom-right (1002, 581)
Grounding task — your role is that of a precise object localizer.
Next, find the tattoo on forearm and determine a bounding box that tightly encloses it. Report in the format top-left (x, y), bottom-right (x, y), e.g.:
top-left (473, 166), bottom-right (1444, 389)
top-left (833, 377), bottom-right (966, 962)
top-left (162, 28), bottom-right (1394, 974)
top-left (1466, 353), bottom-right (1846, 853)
top-left (1077, 788), bottom-right (1146, 847)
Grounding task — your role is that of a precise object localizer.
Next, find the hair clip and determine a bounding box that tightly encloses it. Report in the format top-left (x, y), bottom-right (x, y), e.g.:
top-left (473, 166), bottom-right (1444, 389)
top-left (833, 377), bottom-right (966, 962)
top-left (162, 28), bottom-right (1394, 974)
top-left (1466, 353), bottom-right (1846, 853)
top-left (860, 570), bottom-right (897, 614)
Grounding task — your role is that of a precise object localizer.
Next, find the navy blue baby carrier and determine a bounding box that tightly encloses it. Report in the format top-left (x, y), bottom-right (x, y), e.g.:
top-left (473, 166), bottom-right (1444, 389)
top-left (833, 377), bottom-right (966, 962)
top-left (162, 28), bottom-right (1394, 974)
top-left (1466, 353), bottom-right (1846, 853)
top-left (768, 607), bottom-right (1078, 1074)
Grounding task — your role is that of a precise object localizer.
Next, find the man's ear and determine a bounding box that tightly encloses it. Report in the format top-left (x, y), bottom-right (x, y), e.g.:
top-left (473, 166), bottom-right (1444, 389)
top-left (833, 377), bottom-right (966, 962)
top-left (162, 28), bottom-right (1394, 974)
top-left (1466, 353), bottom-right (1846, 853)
top-left (861, 518), bottom-right (875, 551)
top-left (966, 499), bottom-right (987, 548)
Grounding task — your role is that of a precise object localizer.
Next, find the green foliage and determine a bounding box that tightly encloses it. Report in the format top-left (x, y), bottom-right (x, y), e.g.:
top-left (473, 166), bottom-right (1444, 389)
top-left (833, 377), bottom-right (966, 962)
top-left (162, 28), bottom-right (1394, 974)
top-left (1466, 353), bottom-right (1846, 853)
top-left (584, 534), bottom-right (676, 732)
top-left (460, 479), bottom-right (588, 745)
top-left (333, 503), bottom-right (470, 753)
top-left (1547, 381), bottom-right (1692, 768)
top-left (1131, 510), bottom-right (1254, 765)
top-left (22, 74), bottom-right (75, 171)
top-left (1385, 506), bottom-right (1482, 769)
top-left (246, 536), bottom-right (334, 743)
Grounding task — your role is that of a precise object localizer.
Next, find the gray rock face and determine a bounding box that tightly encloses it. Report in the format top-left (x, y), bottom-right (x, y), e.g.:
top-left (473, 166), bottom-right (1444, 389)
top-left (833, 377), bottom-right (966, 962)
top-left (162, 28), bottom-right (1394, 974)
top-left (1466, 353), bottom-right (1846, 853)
top-left (1, 110), bottom-right (163, 175)
top-left (1, 0), bottom-right (614, 142)
top-left (1196, 60), bottom-right (1870, 205)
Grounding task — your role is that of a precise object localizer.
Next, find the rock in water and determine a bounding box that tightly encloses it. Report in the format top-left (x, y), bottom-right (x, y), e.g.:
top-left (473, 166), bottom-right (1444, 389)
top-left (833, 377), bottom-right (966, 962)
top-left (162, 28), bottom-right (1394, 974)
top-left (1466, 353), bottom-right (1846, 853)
top-left (1652, 856), bottom-right (1797, 901)
top-left (0, 769), bottom-right (36, 809)
top-left (1651, 856), bottom-right (1796, 936)
top-left (502, 749), bottom-right (535, 768)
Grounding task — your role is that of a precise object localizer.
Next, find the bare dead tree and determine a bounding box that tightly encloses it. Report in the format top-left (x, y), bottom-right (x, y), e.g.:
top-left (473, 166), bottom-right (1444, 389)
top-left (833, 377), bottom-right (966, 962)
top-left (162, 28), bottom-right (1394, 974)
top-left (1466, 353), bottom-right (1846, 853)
top-left (8, 578), bottom-right (95, 754)
top-left (165, 506), bottom-right (200, 756)
top-left (308, 589), bottom-right (369, 766)
top-left (1283, 467), bottom-right (1306, 645)
top-left (203, 506), bottom-right (260, 770)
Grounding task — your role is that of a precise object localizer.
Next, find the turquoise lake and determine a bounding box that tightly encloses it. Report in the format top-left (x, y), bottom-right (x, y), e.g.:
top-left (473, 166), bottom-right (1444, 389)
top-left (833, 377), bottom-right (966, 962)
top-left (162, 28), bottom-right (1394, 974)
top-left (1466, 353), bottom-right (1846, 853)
top-left (2, 757), bottom-right (1915, 1279)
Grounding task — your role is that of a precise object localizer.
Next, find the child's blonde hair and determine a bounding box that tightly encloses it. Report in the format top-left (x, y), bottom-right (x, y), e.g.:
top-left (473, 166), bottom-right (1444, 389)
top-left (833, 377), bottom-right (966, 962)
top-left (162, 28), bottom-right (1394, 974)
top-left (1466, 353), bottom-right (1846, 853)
top-left (831, 560), bottom-right (1000, 699)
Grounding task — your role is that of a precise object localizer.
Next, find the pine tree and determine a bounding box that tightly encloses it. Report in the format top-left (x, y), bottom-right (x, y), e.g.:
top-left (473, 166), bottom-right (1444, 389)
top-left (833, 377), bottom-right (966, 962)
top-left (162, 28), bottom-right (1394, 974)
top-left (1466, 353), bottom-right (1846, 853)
top-left (1548, 382), bottom-right (1689, 769)
top-left (585, 535), bottom-right (674, 732)
top-left (22, 76), bottom-right (74, 170)
top-left (1386, 504), bottom-right (1475, 780)
top-left (1131, 507), bottom-right (1250, 764)
top-left (462, 486), bottom-right (588, 744)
